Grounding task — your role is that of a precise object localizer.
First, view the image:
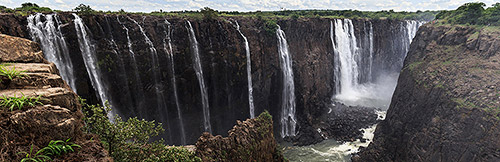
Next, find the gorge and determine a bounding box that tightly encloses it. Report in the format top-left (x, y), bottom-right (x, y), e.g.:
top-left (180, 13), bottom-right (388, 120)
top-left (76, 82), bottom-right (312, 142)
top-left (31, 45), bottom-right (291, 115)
top-left (0, 13), bottom-right (424, 148)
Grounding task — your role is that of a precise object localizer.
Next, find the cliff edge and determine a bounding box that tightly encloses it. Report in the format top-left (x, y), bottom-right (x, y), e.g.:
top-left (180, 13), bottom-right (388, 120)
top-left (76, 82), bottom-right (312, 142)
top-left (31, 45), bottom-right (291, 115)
top-left (0, 34), bottom-right (111, 161)
top-left (355, 24), bottom-right (500, 161)
top-left (195, 111), bottom-right (287, 162)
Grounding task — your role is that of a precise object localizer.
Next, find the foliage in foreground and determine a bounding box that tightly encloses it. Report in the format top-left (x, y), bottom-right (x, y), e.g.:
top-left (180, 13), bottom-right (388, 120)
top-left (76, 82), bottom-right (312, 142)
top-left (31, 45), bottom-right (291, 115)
top-left (436, 2), bottom-right (500, 25)
top-left (0, 94), bottom-right (43, 111)
top-left (80, 98), bottom-right (201, 162)
top-left (0, 64), bottom-right (27, 83)
top-left (18, 139), bottom-right (80, 162)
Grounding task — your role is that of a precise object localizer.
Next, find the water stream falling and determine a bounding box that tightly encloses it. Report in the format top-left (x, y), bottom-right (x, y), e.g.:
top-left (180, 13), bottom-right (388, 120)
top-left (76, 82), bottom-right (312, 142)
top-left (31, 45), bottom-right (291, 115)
top-left (163, 20), bottom-right (186, 145)
top-left (276, 25), bottom-right (297, 138)
top-left (234, 21), bottom-right (255, 119)
top-left (116, 16), bottom-right (146, 112)
top-left (186, 21), bottom-right (212, 133)
top-left (27, 13), bottom-right (76, 90)
top-left (73, 13), bottom-right (114, 118)
top-left (129, 17), bottom-right (172, 141)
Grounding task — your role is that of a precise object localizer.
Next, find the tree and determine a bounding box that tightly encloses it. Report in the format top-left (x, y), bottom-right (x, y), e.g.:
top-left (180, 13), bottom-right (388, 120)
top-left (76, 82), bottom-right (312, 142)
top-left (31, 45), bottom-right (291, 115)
top-left (74, 4), bottom-right (95, 15)
top-left (200, 7), bottom-right (218, 19)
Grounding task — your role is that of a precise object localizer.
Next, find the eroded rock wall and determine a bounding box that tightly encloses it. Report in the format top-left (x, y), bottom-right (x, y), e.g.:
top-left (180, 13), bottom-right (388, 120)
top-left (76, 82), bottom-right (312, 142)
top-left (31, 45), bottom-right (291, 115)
top-left (355, 25), bottom-right (500, 161)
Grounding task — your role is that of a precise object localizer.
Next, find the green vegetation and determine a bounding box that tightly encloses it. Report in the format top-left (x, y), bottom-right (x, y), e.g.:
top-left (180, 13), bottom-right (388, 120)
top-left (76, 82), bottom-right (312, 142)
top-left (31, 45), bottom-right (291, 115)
top-left (19, 139), bottom-right (80, 162)
top-left (0, 64), bottom-right (27, 82)
top-left (80, 98), bottom-right (201, 162)
top-left (38, 139), bottom-right (80, 157)
top-left (406, 61), bottom-right (423, 72)
top-left (436, 2), bottom-right (500, 25)
top-left (0, 94), bottom-right (43, 111)
top-left (0, 3), bottom-right (436, 21)
top-left (18, 145), bottom-right (51, 162)
top-left (73, 4), bottom-right (95, 15)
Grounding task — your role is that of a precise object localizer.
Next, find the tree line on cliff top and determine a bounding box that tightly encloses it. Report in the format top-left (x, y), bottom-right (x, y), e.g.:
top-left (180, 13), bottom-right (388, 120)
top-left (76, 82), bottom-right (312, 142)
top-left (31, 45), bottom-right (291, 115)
top-left (436, 2), bottom-right (500, 26)
top-left (0, 2), bottom-right (437, 21)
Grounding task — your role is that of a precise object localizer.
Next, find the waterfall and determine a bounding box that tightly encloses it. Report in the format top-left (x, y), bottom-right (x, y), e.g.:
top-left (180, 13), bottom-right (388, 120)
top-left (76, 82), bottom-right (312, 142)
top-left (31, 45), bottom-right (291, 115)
top-left (163, 20), bottom-right (186, 145)
top-left (234, 21), bottom-right (255, 119)
top-left (332, 19), bottom-right (423, 109)
top-left (72, 13), bottom-right (114, 117)
top-left (367, 21), bottom-right (374, 82)
top-left (276, 25), bottom-right (297, 138)
top-left (27, 13), bottom-right (76, 90)
top-left (332, 19), bottom-right (360, 98)
top-left (186, 21), bottom-right (212, 133)
top-left (129, 17), bottom-right (171, 141)
top-left (116, 16), bottom-right (146, 112)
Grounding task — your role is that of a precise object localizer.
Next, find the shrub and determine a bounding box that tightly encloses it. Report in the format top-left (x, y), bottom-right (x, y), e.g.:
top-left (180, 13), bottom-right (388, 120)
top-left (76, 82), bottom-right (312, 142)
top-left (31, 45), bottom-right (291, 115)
top-left (200, 7), bottom-right (218, 20)
top-left (80, 98), bottom-right (201, 162)
top-left (73, 4), bottom-right (95, 15)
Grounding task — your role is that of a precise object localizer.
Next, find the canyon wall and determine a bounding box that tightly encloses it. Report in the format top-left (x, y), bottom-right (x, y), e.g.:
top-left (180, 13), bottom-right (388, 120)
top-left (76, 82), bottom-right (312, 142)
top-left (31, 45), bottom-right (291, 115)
top-left (355, 25), bottom-right (500, 161)
top-left (0, 13), bottom-right (421, 145)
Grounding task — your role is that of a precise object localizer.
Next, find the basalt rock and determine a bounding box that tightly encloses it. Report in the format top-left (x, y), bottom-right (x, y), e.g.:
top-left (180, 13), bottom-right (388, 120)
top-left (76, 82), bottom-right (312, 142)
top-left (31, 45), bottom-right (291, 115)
top-left (0, 13), bottom-right (418, 145)
top-left (195, 111), bottom-right (286, 162)
top-left (0, 34), bottom-right (111, 162)
top-left (355, 25), bottom-right (500, 161)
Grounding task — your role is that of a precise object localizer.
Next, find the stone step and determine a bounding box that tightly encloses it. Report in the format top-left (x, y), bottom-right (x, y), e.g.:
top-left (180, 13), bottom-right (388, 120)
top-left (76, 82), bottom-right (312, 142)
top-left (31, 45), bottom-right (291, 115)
top-left (0, 87), bottom-right (80, 112)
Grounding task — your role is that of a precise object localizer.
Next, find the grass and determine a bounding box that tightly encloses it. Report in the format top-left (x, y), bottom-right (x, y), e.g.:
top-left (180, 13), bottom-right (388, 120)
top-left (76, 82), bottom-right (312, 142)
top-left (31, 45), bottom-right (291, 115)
top-left (0, 94), bottom-right (43, 111)
top-left (18, 145), bottom-right (52, 162)
top-left (39, 138), bottom-right (81, 157)
top-left (19, 139), bottom-right (80, 162)
top-left (0, 64), bottom-right (27, 83)
top-left (406, 61), bottom-right (423, 72)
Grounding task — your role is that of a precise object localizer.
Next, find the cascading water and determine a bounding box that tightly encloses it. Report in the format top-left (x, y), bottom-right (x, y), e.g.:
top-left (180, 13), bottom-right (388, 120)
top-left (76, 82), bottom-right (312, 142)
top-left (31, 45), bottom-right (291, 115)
top-left (163, 19), bottom-right (186, 145)
top-left (186, 21), bottom-right (212, 133)
top-left (234, 21), bottom-right (255, 119)
top-left (276, 25), bottom-right (297, 138)
top-left (129, 17), bottom-right (171, 141)
top-left (116, 16), bottom-right (146, 112)
top-left (332, 19), bottom-right (423, 109)
top-left (73, 13), bottom-right (114, 117)
top-left (27, 13), bottom-right (76, 90)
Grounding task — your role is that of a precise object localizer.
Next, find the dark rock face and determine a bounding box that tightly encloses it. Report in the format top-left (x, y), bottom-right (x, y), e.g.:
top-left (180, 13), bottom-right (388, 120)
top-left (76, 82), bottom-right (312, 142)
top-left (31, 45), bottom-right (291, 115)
top-left (286, 102), bottom-right (379, 146)
top-left (0, 13), bottom-right (415, 145)
top-left (195, 111), bottom-right (286, 162)
top-left (355, 25), bottom-right (500, 161)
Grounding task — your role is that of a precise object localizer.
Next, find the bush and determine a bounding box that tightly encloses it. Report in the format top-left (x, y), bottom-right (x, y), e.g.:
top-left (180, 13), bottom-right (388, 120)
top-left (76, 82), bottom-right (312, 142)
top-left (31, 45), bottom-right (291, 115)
top-left (435, 2), bottom-right (500, 26)
top-left (80, 98), bottom-right (201, 162)
top-left (73, 4), bottom-right (95, 15)
top-left (200, 7), bottom-right (218, 20)
top-left (14, 2), bottom-right (52, 13)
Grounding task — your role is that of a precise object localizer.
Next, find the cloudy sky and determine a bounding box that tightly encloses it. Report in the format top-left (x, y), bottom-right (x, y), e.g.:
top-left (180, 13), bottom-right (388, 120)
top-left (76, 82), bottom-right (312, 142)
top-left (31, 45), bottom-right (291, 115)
top-left (1, 0), bottom-right (497, 12)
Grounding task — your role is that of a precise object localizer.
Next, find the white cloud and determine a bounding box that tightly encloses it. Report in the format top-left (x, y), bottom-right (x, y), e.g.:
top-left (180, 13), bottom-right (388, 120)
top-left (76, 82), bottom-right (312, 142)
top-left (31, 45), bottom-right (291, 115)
top-left (55, 0), bottom-right (64, 4)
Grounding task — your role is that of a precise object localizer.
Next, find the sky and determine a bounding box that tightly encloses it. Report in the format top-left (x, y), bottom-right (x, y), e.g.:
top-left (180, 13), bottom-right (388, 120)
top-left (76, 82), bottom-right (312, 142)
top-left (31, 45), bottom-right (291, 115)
top-left (1, 0), bottom-right (498, 12)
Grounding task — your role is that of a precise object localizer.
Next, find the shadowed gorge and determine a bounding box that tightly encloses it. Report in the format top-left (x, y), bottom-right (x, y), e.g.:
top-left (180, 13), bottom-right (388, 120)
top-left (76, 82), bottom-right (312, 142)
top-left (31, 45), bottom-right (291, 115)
top-left (0, 13), bottom-right (423, 146)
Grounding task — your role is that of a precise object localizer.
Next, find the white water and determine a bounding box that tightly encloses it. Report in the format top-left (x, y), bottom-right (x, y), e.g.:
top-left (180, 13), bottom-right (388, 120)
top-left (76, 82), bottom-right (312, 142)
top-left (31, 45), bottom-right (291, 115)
top-left (116, 16), bottom-right (146, 111)
top-left (163, 19), bottom-right (186, 145)
top-left (186, 21), bottom-right (212, 133)
top-left (276, 25), bottom-right (297, 138)
top-left (27, 13), bottom-right (76, 90)
top-left (234, 21), bottom-right (255, 119)
top-left (73, 13), bottom-right (114, 118)
top-left (332, 19), bottom-right (423, 109)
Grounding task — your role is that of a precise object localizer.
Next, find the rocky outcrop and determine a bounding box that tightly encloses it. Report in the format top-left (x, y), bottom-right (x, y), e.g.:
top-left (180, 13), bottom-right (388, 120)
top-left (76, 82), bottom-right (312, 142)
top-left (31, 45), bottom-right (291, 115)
top-left (0, 34), bottom-right (111, 161)
top-left (195, 111), bottom-right (286, 162)
top-left (355, 25), bottom-right (500, 161)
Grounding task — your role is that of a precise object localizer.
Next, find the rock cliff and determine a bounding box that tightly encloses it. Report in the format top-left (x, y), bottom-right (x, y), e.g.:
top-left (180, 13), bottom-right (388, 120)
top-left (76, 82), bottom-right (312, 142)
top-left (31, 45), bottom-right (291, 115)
top-left (0, 34), bottom-right (111, 161)
top-left (355, 25), bottom-right (500, 161)
top-left (0, 13), bottom-right (418, 145)
top-left (195, 111), bottom-right (286, 162)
